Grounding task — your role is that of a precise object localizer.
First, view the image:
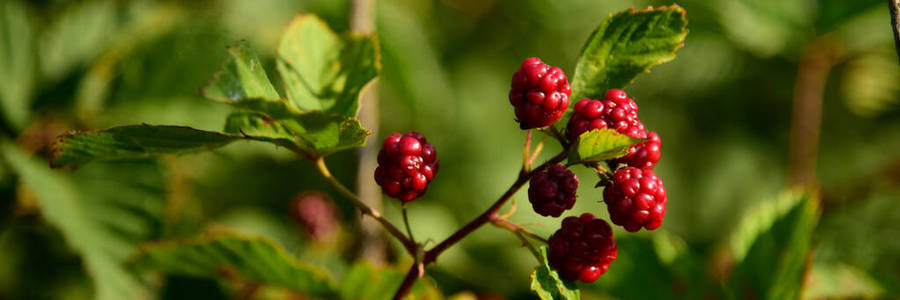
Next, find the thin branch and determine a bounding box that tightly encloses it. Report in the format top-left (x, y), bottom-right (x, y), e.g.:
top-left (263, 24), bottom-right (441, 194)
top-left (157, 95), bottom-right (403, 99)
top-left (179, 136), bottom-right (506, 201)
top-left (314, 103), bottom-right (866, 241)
top-left (491, 217), bottom-right (549, 244)
top-left (889, 0), bottom-right (900, 63)
top-left (315, 157), bottom-right (417, 255)
top-left (402, 204), bottom-right (416, 243)
top-left (523, 129), bottom-right (532, 170)
top-left (393, 262), bottom-right (423, 300)
top-left (514, 231), bottom-right (543, 263)
top-left (423, 151), bottom-right (566, 264)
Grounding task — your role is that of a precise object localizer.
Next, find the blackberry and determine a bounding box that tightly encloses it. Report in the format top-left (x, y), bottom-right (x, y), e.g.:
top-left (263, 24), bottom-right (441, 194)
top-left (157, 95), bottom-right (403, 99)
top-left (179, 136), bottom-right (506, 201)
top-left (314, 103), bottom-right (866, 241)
top-left (509, 57), bottom-right (572, 129)
top-left (528, 164), bottom-right (579, 217)
top-left (603, 167), bottom-right (667, 232)
top-left (548, 213), bottom-right (618, 283)
top-left (374, 132), bottom-right (438, 202)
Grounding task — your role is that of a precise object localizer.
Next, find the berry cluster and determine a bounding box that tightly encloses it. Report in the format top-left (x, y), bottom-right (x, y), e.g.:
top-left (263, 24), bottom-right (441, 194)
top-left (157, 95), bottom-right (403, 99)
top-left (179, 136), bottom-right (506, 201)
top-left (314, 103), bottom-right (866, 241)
top-left (508, 57), bottom-right (572, 129)
top-left (548, 213), bottom-right (617, 283)
top-left (374, 132), bottom-right (438, 202)
top-left (371, 57), bottom-right (671, 285)
top-left (506, 58), bottom-right (669, 282)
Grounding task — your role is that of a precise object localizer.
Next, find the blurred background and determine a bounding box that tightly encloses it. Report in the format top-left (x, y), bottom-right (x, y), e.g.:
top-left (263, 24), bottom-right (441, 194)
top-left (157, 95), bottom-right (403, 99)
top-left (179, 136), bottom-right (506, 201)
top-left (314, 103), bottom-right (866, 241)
top-left (1, 0), bottom-right (898, 299)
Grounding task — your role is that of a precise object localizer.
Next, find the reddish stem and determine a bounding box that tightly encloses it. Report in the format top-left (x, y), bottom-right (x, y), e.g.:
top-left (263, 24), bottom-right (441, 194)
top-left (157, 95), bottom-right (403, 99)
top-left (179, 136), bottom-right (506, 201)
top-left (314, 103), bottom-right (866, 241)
top-left (423, 151), bottom-right (566, 264)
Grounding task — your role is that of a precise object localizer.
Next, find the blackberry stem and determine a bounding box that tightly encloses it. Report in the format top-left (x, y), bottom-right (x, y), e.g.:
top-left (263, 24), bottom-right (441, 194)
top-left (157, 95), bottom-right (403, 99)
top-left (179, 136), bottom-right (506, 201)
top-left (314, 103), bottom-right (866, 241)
top-left (402, 204), bottom-right (416, 243)
top-left (315, 157), bottom-right (417, 255)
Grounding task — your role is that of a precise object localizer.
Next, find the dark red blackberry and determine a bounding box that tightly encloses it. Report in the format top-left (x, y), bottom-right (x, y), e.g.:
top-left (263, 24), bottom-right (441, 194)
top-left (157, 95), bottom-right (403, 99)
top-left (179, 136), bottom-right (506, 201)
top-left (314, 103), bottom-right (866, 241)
top-left (528, 164), bottom-right (579, 217)
top-left (548, 213), bottom-right (618, 283)
top-left (566, 89), bottom-right (646, 141)
top-left (374, 132), bottom-right (438, 202)
top-left (603, 167), bottom-right (667, 232)
top-left (509, 57), bottom-right (572, 129)
top-left (609, 131), bottom-right (661, 170)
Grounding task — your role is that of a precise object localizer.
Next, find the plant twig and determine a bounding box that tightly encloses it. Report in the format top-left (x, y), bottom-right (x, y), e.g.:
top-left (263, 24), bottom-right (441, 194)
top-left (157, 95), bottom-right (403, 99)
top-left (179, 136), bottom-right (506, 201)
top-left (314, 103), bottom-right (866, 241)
top-left (889, 0), bottom-right (900, 63)
top-left (514, 231), bottom-right (543, 263)
top-left (423, 150), bottom-right (566, 265)
top-left (393, 262), bottom-right (424, 300)
top-left (315, 157), bottom-right (417, 255)
top-left (523, 129), bottom-right (532, 170)
top-left (491, 217), bottom-right (549, 244)
top-left (402, 204), bottom-right (416, 243)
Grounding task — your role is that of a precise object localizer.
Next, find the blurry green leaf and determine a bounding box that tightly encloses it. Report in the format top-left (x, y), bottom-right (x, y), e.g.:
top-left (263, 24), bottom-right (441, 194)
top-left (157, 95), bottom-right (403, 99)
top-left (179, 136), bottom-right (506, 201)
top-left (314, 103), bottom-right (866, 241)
top-left (340, 263), bottom-right (442, 300)
top-left (804, 262), bottom-right (885, 299)
top-left (728, 189), bottom-right (820, 300)
top-left (568, 129), bottom-right (642, 163)
top-left (277, 14), bottom-right (379, 117)
top-left (201, 42), bottom-right (281, 103)
top-left (571, 5), bottom-right (687, 100)
top-left (0, 1), bottom-right (35, 130)
top-left (224, 111), bottom-right (371, 159)
top-left (50, 125), bottom-right (242, 168)
top-left (1, 142), bottom-right (164, 300)
top-left (530, 247), bottom-right (580, 300)
top-left (841, 50), bottom-right (900, 116)
top-left (38, 1), bottom-right (116, 81)
top-left (135, 232), bottom-right (336, 297)
top-left (716, 0), bottom-right (811, 57)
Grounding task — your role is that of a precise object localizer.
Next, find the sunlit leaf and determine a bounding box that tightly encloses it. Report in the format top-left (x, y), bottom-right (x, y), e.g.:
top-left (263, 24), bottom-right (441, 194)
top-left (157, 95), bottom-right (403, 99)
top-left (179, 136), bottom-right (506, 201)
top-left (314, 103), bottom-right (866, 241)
top-left (531, 247), bottom-right (580, 300)
top-left (571, 5), bottom-right (687, 100)
top-left (277, 14), bottom-right (379, 117)
top-left (201, 42), bottom-right (281, 103)
top-left (224, 111), bottom-right (371, 159)
top-left (135, 232), bottom-right (336, 297)
top-left (568, 128), bottom-right (642, 164)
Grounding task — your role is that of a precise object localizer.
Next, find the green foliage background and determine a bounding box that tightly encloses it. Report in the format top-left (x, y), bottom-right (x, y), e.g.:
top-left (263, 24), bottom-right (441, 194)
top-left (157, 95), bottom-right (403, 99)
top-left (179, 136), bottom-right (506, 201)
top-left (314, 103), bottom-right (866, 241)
top-left (0, 0), bottom-right (898, 299)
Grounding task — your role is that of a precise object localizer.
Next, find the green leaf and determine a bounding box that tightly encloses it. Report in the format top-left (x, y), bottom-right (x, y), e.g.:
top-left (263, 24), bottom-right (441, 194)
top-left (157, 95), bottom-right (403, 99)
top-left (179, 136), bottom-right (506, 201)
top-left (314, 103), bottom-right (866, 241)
top-left (277, 14), bottom-right (379, 117)
top-left (0, 1), bottom-right (36, 130)
top-left (201, 42), bottom-right (281, 103)
top-left (224, 111), bottom-right (371, 159)
top-left (50, 125), bottom-right (243, 168)
top-left (804, 262), bottom-right (885, 299)
top-left (135, 232), bottom-right (336, 297)
top-left (727, 189), bottom-right (820, 300)
top-left (1, 142), bottom-right (167, 300)
top-left (571, 5), bottom-right (687, 100)
top-left (531, 247), bottom-right (580, 300)
top-left (568, 128), bottom-right (643, 163)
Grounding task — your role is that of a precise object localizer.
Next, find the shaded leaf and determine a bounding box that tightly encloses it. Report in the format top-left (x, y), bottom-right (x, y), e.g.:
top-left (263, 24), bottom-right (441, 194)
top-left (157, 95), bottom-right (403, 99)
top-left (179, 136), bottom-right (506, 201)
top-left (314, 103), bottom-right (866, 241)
top-left (571, 5), bottom-right (687, 100)
top-left (804, 262), bottom-right (885, 299)
top-left (277, 14), bottom-right (379, 117)
top-left (50, 125), bottom-right (242, 168)
top-left (1, 142), bottom-right (166, 300)
top-left (531, 247), bottom-right (580, 300)
top-left (728, 189), bottom-right (820, 300)
top-left (135, 232), bottom-right (336, 297)
top-left (224, 111), bottom-right (370, 159)
top-left (0, 1), bottom-right (35, 130)
top-left (568, 128), bottom-right (642, 164)
top-left (201, 42), bottom-right (281, 103)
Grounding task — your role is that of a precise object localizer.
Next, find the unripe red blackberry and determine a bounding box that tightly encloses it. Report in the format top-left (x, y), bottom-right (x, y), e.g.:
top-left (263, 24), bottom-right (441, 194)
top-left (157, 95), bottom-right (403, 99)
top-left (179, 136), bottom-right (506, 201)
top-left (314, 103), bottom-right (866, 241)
top-left (374, 132), bottom-right (438, 202)
top-left (603, 167), bottom-right (667, 232)
top-left (290, 191), bottom-right (340, 241)
top-left (566, 89), bottom-right (646, 141)
top-left (548, 213), bottom-right (617, 283)
top-left (609, 131), bottom-right (661, 170)
top-left (528, 164), bottom-right (579, 217)
top-left (509, 57), bottom-right (572, 129)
